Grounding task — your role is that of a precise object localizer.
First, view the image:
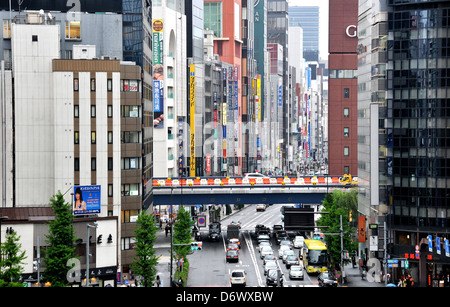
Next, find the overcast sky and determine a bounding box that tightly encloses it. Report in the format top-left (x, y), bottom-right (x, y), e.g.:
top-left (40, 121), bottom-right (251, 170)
top-left (288, 0), bottom-right (329, 61)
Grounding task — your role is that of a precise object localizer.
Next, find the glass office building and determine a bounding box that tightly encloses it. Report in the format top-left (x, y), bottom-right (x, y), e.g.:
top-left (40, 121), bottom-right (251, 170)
top-left (288, 6), bottom-right (319, 61)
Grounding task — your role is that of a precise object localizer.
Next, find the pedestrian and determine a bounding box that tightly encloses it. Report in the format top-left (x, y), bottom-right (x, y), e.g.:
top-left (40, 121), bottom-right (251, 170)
top-left (165, 224), bottom-right (169, 237)
top-left (397, 276), bottom-right (405, 287)
top-left (444, 274), bottom-right (450, 287)
top-left (155, 275), bottom-right (161, 287)
top-left (405, 274), bottom-right (414, 287)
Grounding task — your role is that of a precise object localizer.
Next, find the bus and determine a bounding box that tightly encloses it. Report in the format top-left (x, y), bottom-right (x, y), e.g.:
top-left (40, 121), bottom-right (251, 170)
top-left (301, 239), bottom-right (329, 274)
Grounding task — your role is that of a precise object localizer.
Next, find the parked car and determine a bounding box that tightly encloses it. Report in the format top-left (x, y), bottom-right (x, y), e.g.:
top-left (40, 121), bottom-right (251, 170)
top-left (318, 271), bottom-right (338, 287)
top-left (230, 269), bottom-right (246, 287)
top-left (285, 255), bottom-right (300, 269)
top-left (264, 260), bottom-right (278, 275)
top-left (289, 265), bottom-right (304, 280)
top-left (266, 269), bottom-right (283, 287)
top-left (293, 236), bottom-right (305, 248)
top-left (226, 249), bottom-right (239, 263)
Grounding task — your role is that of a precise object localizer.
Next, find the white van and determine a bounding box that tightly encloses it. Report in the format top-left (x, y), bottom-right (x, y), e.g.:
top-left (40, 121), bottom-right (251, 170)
top-left (293, 236), bottom-right (305, 248)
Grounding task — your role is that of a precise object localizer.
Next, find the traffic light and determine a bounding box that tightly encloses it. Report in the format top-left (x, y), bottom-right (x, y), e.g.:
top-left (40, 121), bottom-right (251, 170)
top-left (97, 234), bottom-right (103, 244)
top-left (191, 242), bottom-right (202, 251)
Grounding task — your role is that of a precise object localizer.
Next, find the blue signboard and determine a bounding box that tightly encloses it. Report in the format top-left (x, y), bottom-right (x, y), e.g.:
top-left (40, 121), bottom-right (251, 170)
top-left (428, 235), bottom-right (433, 252)
top-left (445, 239), bottom-right (449, 257)
top-left (73, 185), bottom-right (101, 215)
top-left (437, 237), bottom-right (441, 255)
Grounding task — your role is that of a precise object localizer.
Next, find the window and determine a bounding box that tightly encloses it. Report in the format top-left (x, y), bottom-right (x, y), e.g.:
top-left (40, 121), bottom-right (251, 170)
top-left (74, 131), bottom-right (79, 144)
top-left (121, 131), bottom-right (140, 143)
top-left (91, 78), bottom-right (96, 91)
top-left (3, 20), bottom-right (11, 39)
top-left (204, 2), bottom-right (223, 37)
top-left (65, 50), bottom-right (73, 59)
top-left (74, 158), bottom-right (79, 171)
top-left (91, 131), bottom-right (96, 144)
top-left (74, 105), bottom-right (79, 118)
top-left (91, 158), bottom-right (96, 171)
top-left (107, 79), bottom-right (112, 91)
top-left (344, 108), bottom-right (349, 118)
top-left (122, 210), bottom-right (139, 223)
top-left (32, 35), bottom-right (38, 42)
top-left (108, 131), bottom-right (113, 144)
top-left (108, 157), bottom-right (113, 171)
top-left (122, 157), bottom-right (139, 170)
top-left (344, 166), bottom-right (349, 174)
top-left (91, 105), bottom-right (96, 118)
top-left (344, 88), bottom-right (350, 98)
top-left (74, 78), bottom-right (79, 91)
top-left (65, 21), bottom-right (81, 40)
top-left (344, 146), bottom-right (349, 156)
top-left (121, 105), bottom-right (140, 118)
top-left (344, 127), bottom-right (349, 137)
top-left (108, 184), bottom-right (113, 197)
top-left (121, 237), bottom-right (136, 250)
top-left (121, 184), bottom-right (140, 196)
top-left (121, 80), bottom-right (139, 92)
top-left (108, 105), bottom-right (113, 118)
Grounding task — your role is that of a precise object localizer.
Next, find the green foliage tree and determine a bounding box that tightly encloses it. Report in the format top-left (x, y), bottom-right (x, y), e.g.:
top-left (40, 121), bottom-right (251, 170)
top-left (0, 230), bottom-right (27, 287)
top-left (172, 206), bottom-right (194, 283)
top-left (131, 210), bottom-right (159, 287)
top-left (44, 192), bottom-right (77, 287)
top-left (316, 189), bottom-right (358, 269)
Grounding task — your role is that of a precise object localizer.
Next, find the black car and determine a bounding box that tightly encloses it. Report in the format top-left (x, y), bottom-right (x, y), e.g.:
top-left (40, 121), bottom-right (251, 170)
top-left (266, 269), bottom-right (283, 287)
top-left (318, 272), bottom-right (338, 287)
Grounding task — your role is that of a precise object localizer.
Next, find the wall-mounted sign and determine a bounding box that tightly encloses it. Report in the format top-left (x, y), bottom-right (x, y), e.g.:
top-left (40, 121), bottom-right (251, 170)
top-left (346, 25), bottom-right (357, 38)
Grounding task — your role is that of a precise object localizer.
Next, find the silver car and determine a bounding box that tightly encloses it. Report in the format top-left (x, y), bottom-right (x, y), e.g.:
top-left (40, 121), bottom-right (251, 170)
top-left (260, 246), bottom-right (274, 260)
top-left (278, 245), bottom-right (291, 259)
top-left (289, 265), bottom-right (304, 280)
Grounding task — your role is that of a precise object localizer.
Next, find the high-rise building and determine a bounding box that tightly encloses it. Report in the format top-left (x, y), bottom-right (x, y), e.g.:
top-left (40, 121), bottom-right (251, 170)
top-left (328, 0), bottom-right (358, 176)
top-left (288, 6), bottom-right (320, 62)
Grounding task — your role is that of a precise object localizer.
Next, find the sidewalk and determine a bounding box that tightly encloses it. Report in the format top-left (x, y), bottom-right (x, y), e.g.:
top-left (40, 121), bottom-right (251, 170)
top-left (341, 263), bottom-right (386, 287)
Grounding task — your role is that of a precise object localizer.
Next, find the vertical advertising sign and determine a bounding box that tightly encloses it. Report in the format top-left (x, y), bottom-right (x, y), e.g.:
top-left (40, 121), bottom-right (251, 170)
top-left (153, 19), bottom-right (164, 128)
top-left (189, 64), bottom-right (196, 177)
top-left (178, 117), bottom-right (184, 177)
top-left (73, 185), bottom-right (101, 215)
top-left (358, 216), bottom-right (366, 242)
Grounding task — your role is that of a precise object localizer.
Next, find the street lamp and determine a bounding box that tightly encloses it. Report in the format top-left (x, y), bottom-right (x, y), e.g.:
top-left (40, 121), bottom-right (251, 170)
top-left (86, 222), bottom-right (98, 287)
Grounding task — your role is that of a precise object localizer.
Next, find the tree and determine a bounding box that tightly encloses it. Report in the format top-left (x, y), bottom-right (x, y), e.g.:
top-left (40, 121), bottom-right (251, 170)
top-left (172, 206), bottom-right (194, 284)
top-left (316, 189), bottom-right (358, 269)
top-left (44, 192), bottom-right (77, 287)
top-left (0, 230), bottom-right (27, 287)
top-left (131, 210), bottom-right (159, 287)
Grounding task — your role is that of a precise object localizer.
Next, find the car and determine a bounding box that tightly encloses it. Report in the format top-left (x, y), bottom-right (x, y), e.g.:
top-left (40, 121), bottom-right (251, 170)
top-left (318, 271), bottom-right (338, 287)
top-left (226, 243), bottom-right (239, 251)
top-left (278, 245), bottom-right (292, 259)
top-left (258, 240), bottom-right (272, 250)
top-left (276, 232), bottom-right (289, 244)
top-left (285, 255), bottom-right (300, 268)
top-left (293, 236), bottom-right (305, 248)
top-left (226, 249), bottom-right (239, 263)
top-left (260, 246), bottom-right (274, 260)
top-left (244, 173), bottom-right (269, 179)
top-left (230, 269), bottom-right (246, 287)
top-left (266, 269), bottom-right (283, 287)
top-left (228, 238), bottom-right (241, 249)
top-left (264, 260), bottom-right (278, 275)
top-left (289, 265), bottom-right (304, 280)
top-left (282, 250), bottom-right (295, 263)
top-left (257, 234), bottom-right (271, 243)
top-left (279, 239), bottom-right (293, 248)
top-left (256, 204), bottom-right (266, 211)
top-left (263, 254), bottom-right (277, 264)
top-left (230, 221), bottom-right (241, 229)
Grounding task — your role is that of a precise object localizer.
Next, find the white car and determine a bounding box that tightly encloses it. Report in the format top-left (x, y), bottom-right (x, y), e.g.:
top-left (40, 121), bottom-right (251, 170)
top-left (278, 245), bottom-right (292, 259)
top-left (256, 204), bottom-right (266, 211)
top-left (293, 236), bottom-right (305, 248)
top-left (230, 270), bottom-right (246, 287)
top-left (260, 246), bottom-right (274, 260)
top-left (244, 173), bottom-right (269, 179)
top-left (289, 265), bottom-right (304, 280)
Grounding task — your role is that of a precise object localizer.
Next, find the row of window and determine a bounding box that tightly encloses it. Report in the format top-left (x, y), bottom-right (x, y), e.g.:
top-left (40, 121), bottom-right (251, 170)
top-left (74, 157), bottom-right (140, 171)
top-left (74, 131), bottom-right (140, 144)
top-left (73, 78), bottom-right (139, 92)
top-left (74, 105), bottom-right (140, 118)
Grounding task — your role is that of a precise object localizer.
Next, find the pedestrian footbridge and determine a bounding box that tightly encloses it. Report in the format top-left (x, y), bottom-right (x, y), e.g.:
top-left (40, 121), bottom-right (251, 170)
top-left (152, 176), bottom-right (357, 205)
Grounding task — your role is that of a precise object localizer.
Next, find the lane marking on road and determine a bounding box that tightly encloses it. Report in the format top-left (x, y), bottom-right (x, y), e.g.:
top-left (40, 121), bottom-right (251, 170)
top-left (244, 231), bottom-right (264, 287)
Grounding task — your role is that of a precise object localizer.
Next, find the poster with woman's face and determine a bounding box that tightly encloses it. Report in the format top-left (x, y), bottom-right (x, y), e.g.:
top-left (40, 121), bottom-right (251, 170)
top-left (73, 185), bottom-right (101, 215)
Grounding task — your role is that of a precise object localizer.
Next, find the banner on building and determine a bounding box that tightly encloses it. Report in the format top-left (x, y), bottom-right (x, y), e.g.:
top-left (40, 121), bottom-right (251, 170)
top-left (358, 216), bottom-right (366, 242)
top-left (189, 64), bottom-right (196, 177)
top-left (153, 19), bottom-right (164, 128)
top-left (73, 185), bottom-right (101, 216)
